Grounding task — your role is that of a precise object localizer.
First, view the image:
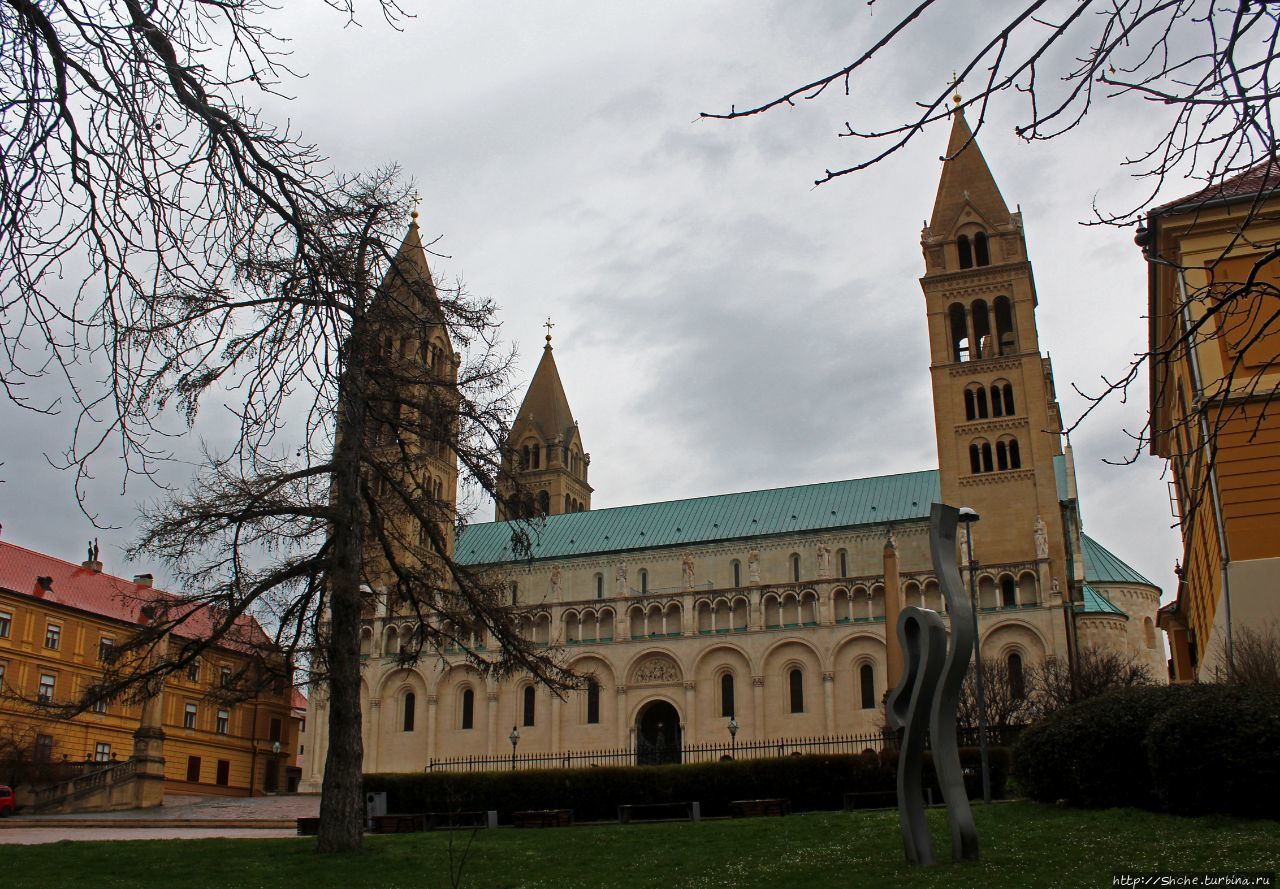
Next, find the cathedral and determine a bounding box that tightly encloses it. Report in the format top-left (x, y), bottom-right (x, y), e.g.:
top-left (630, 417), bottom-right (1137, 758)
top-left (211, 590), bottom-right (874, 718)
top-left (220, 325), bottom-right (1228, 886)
top-left (300, 107), bottom-right (1164, 783)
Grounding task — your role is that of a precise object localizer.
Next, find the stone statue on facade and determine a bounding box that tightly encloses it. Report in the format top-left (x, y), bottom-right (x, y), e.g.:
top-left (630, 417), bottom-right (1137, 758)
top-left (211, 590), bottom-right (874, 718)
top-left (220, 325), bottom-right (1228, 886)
top-left (681, 554), bottom-right (695, 589)
top-left (956, 523), bottom-right (969, 566)
top-left (816, 542), bottom-right (831, 578)
top-left (549, 566), bottom-right (562, 597)
top-left (747, 549), bottom-right (761, 585)
top-left (1034, 515), bottom-right (1048, 560)
top-left (615, 563), bottom-right (628, 595)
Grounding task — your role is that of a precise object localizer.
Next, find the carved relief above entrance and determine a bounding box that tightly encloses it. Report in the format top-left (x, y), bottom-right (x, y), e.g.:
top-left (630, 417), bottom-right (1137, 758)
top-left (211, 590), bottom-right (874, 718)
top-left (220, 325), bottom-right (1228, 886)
top-left (631, 655), bottom-right (682, 686)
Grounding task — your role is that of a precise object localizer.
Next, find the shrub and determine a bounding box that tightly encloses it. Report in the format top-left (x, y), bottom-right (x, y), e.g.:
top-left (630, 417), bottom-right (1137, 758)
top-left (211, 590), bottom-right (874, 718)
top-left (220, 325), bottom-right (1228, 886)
top-left (1012, 684), bottom-right (1200, 809)
top-left (1147, 684), bottom-right (1280, 817)
top-left (365, 747), bottom-right (1009, 822)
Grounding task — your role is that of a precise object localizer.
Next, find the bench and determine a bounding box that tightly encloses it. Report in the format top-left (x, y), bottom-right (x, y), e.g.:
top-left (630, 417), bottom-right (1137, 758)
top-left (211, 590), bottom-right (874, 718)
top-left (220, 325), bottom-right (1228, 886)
top-left (618, 801), bottom-right (700, 824)
top-left (729, 798), bottom-right (791, 818)
top-left (370, 814), bottom-right (429, 834)
top-left (296, 817), bottom-right (320, 836)
top-left (512, 809), bottom-right (573, 828)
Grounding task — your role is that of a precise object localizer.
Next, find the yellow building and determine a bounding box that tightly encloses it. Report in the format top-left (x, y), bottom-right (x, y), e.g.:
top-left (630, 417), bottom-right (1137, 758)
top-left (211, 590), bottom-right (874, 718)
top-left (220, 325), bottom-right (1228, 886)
top-left (1144, 166), bottom-right (1280, 681)
top-left (0, 539), bottom-right (299, 798)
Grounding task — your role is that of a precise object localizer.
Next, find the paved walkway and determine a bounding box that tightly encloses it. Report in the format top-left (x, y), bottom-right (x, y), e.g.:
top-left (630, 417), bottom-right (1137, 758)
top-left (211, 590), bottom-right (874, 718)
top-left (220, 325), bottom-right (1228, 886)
top-left (0, 793), bottom-right (320, 844)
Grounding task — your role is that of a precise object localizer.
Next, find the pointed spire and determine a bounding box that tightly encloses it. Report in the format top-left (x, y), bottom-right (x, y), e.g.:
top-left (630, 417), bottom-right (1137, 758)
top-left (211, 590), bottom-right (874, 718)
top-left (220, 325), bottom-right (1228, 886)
top-left (512, 332), bottom-right (576, 442)
top-left (928, 108), bottom-right (1012, 233)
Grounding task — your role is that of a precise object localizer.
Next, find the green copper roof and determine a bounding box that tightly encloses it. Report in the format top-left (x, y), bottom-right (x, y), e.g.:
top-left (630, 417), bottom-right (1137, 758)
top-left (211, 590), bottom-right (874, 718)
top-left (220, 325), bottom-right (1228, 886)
top-left (456, 470), bottom-right (942, 565)
top-left (1077, 583), bottom-right (1128, 617)
top-left (1081, 534), bottom-right (1155, 586)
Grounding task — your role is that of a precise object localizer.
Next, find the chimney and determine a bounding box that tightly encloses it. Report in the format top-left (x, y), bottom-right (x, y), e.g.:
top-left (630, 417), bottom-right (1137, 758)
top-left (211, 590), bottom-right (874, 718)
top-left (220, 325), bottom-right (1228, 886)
top-left (34, 576), bottom-right (53, 598)
top-left (133, 574), bottom-right (154, 588)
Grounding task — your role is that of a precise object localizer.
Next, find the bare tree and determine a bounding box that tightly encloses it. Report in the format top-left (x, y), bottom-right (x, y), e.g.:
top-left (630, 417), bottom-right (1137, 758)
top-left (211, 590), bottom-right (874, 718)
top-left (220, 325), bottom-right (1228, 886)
top-left (1215, 621), bottom-right (1280, 686)
top-left (957, 657), bottom-right (1035, 736)
top-left (1030, 647), bottom-right (1156, 717)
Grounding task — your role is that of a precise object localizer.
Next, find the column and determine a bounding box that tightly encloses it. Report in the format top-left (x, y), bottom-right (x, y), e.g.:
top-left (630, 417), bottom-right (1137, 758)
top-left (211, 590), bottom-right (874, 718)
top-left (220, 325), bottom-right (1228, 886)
top-left (751, 676), bottom-right (765, 740)
top-left (822, 672), bottom-right (835, 734)
top-left (425, 695), bottom-right (438, 764)
top-left (819, 585), bottom-right (835, 626)
top-left (683, 681), bottom-right (697, 744)
top-left (749, 590), bottom-right (763, 631)
top-left (366, 699), bottom-right (381, 772)
top-left (550, 691), bottom-right (562, 752)
top-left (615, 685), bottom-right (628, 748)
top-left (485, 690), bottom-right (498, 757)
top-left (681, 593), bottom-right (695, 636)
top-left (883, 530), bottom-right (905, 693)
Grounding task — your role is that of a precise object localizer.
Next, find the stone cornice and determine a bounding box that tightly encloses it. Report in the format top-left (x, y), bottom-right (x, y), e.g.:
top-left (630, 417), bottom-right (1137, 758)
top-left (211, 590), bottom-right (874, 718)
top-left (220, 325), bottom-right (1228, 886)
top-left (943, 355), bottom-right (1031, 377)
top-left (920, 261), bottom-right (1033, 290)
top-left (956, 416), bottom-right (1029, 435)
top-left (958, 468), bottom-right (1036, 487)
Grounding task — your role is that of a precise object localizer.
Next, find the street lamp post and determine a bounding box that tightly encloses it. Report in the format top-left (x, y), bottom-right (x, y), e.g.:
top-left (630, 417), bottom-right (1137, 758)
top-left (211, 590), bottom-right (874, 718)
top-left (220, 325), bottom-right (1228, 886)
top-left (509, 726), bottom-right (520, 771)
top-left (727, 716), bottom-right (739, 758)
top-left (959, 506), bottom-right (992, 805)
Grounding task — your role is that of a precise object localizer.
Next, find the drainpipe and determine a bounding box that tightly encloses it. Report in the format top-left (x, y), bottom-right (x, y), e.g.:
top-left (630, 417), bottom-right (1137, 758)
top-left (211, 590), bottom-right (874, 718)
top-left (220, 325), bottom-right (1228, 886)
top-left (1174, 271), bottom-right (1234, 681)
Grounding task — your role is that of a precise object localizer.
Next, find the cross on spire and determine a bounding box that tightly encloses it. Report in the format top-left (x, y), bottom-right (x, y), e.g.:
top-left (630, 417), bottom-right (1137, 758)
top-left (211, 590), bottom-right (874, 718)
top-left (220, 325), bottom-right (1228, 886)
top-left (544, 316), bottom-right (555, 346)
top-left (410, 189), bottom-right (421, 221)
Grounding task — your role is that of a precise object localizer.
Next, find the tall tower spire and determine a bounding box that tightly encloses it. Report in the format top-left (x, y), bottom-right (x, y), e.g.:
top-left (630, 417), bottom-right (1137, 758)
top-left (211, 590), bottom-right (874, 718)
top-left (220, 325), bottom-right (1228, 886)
top-left (496, 327), bottom-right (592, 520)
top-left (920, 113), bottom-right (1071, 602)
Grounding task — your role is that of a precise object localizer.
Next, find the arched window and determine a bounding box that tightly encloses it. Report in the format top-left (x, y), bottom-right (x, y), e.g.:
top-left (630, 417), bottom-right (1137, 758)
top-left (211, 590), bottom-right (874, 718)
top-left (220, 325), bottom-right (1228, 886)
top-left (639, 570), bottom-right (648, 594)
top-left (720, 673), bottom-right (735, 718)
top-left (520, 445), bottom-right (530, 469)
top-left (1008, 652), bottom-right (1026, 699)
top-left (522, 686), bottom-right (535, 727)
top-left (1000, 576), bottom-right (1017, 608)
top-left (403, 692), bottom-right (416, 732)
top-left (859, 664), bottom-right (876, 710)
top-left (586, 680), bottom-right (600, 724)
top-left (964, 388), bottom-right (976, 421)
top-left (949, 303), bottom-right (970, 362)
top-left (975, 387), bottom-right (989, 418)
top-left (974, 231), bottom-right (990, 266)
top-left (969, 443), bottom-right (982, 475)
top-left (788, 668), bottom-right (804, 713)
top-left (564, 494), bottom-right (571, 513)
top-left (982, 442), bottom-right (994, 473)
top-left (460, 689), bottom-right (474, 730)
top-left (1008, 438), bottom-right (1022, 469)
top-left (957, 234), bottom-right (973, 269)
top-left (991, 384), bottom-right (1004, 418)
top-left (996, 440), bottom-right (1009, 471)
top-left (537, 490), bottom-right (550, 514)
top-left (595, 574), bottom-right (603, 599)
top-left (994, 296), bottom-right (1016, 354)
top-left (791, 554), bottom-right (801, 583)
top-left (971, 299), bottom-right (991, 360)
top-left (838, 549), bottom-right (848, 578)
top-left (732, 560), bottom-right (741, 587)
top-left (1002, 383), bottom-right (1015, 415)
top-left (532, 445), bottom-right (540, 469)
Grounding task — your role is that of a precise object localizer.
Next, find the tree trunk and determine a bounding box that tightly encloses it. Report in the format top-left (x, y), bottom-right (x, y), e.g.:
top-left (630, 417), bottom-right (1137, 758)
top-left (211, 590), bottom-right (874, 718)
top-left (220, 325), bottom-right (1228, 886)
top-left (316, 348), bottom-right (370, 853)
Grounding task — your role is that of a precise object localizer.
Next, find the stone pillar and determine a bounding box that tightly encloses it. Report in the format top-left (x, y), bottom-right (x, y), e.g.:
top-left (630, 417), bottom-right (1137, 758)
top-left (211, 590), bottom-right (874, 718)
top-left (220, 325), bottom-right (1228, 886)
top-left (616, 685), bottom-right (628, 747)
top-left (751, 676), bottom-right (765, 740)
top-left (485, 690), bottom-right (499, 757)
top-left (366, 699), bottom-right (381, 772)
top-left (550, 691), bottom-right (562, 751)
top-left (425, 695), bottom-right (438, 764)
top-left (749, 590), bottom-right (763, 631)
top-left (681, 594), bottom-right (695, 636)
top-left (819, 586), bottom-right (835, 626)
top-left (131, 677), bottom-right (166, 809)
top-left (683, 681), bottom-right (697, 744)
top-left (822, 672), bottom-right (835, 734)
top-left (883, 530), bottom-right (905, 693)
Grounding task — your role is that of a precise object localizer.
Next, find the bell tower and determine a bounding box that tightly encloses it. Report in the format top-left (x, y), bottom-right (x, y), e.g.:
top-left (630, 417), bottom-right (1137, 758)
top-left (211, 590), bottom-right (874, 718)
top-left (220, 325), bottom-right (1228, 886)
top-left (496, 325), bottom-right (592, 520)
top-left (920, 106), bottom-right (1071, 594)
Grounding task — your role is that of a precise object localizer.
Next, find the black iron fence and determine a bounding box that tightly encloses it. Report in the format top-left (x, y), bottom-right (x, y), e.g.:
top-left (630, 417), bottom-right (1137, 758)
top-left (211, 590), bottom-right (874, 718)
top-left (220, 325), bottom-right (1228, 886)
top-left (423, 726), bottom-right (1022, 773)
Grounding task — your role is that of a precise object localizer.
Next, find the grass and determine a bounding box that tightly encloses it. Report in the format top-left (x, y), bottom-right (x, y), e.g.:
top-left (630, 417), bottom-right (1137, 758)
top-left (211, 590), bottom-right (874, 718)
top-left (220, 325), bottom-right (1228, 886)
top-left (8, 802), bottom-right (1279, 889)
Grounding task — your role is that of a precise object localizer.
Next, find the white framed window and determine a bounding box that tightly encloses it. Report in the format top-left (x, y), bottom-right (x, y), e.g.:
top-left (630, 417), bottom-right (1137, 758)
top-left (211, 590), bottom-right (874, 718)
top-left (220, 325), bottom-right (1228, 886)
top-left (0, 610), bottom-right (11, 638)
top-left (45, 623), bottom-right (61, 650)
top-left (184, 703), bottom-right (198, 729)
top-left (38, 673), bottom-right (55, 703)
top-left (220, 666), bottom-right (232, 688)
top-left (216, 709), bottom-right (229, 735)
top-left (0, 662), bottom-right (6, 691)
top-left (94, 742), bottom-right (111, 762)
top-left (92, 697), bottom-right (108, 714)
top-left (186, 659), bottom-right (200, 682)
top-left (98, 638), bottom-right (114, 663)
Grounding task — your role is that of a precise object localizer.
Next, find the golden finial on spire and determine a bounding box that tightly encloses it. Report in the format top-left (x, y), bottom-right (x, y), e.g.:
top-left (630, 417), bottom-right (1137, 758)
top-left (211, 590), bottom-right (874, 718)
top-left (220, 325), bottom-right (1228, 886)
top-left (951, 72), bottom-right (962, 107)
top-left (410, 189), bottom-right (421, 221)
top-left (544, 316), bottom-right (555, 346)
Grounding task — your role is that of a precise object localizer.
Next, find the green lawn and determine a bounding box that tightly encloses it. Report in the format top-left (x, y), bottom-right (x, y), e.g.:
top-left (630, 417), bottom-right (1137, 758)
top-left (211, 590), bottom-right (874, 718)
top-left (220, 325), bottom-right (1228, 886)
top-left (10, 803), bottom-right (1279, 889)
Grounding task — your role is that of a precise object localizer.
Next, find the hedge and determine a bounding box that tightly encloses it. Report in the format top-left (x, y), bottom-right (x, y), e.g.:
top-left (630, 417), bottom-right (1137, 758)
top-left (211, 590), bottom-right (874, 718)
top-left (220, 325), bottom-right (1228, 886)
top-left (1147, 684), bottom-right (1280, 817)
top-left (365, 747), bottom-right (1009, 822)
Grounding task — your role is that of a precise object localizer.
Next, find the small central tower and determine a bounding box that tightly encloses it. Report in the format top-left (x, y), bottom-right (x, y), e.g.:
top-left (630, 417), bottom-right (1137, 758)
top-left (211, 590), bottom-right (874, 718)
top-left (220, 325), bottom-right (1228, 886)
top-left (920, 107), bottom-right (1070, 589)
top-left (496, 328), bottom-right (592, 520)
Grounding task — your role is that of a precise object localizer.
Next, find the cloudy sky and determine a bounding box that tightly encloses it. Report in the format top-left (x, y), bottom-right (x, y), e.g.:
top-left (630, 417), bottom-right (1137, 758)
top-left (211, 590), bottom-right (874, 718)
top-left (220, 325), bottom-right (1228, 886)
top-left (0, 1), bottom-right (1185, 600)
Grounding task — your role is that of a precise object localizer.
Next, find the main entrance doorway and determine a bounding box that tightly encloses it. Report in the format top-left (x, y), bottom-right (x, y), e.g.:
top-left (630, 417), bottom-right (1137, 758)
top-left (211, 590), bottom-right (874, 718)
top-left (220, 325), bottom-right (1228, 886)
top-left (635, 700), bottom-right (681, 765)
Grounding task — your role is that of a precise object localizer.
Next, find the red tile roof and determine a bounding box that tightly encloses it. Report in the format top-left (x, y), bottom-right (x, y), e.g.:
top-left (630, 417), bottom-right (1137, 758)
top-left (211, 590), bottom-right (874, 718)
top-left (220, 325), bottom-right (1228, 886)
top-left (1151, 160), bottom-right (1280, 215)
top-left (0, 539), bottom-right (267, 647)
top-left (291, 688), bottom-right (309, 711)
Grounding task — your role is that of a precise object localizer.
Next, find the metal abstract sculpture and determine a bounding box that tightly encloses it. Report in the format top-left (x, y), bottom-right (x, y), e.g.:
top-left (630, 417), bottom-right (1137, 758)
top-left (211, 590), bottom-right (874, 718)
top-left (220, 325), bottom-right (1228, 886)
top-left (884, 503), bottom-right (980, 864)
